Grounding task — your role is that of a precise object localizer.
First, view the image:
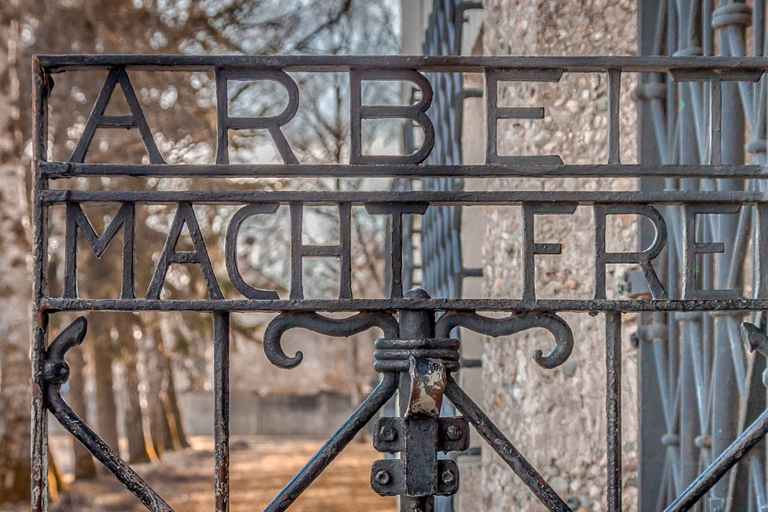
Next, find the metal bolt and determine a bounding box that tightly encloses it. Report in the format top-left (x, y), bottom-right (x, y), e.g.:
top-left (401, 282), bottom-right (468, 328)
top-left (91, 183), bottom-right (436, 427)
top-left (441, 469), bottom-right (456, 485)
top-left (374, 469), bottom-right (392, 486)
top-left (445, 425), bottom-right (462, 441)
top-left (379, 425), bottom-right (396, 442)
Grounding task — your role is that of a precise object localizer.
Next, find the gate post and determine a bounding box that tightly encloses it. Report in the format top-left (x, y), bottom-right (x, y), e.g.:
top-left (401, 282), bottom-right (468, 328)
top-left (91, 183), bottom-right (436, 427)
top-left (370, 288), bottom-right (467, 511)
top-left (398, 288), bottom-right (438, 512)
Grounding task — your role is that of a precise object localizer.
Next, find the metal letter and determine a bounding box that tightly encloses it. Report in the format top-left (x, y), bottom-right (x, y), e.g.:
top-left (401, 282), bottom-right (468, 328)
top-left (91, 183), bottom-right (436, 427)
top-left (682, 204), bottom-right (741, 299)
top-left (69, 67), bottom-right (164, 164)
top-left (594, 204), bottom-right (668, 300)
top-left (522, 202), bottom-right (577, 301)
top-left (349, 69), bottom-right (435, 164)
top-left (64, 202), bottom-right (135, 299)
top-left (225, 203), bottom-right (280, 300)
top-left (485, 69), bottom-right (564, 165)
top-left (289, 202), bottom-right (353, 300)
top-left (215, 69), bottom-right (299, 165)
top-left (147, 202), bottom-right (223, 299)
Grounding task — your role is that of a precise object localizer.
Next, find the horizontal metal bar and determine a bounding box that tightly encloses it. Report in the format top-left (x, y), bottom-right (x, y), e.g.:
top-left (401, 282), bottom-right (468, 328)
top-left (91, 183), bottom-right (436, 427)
top-left (40, 162), bottom-right (768, 179)
top-left (38, 297), bottom-right (768, 313)
top-left (40, 189), bottom-right (768, 205)
top-left (34, 54), bottom-right (768, 73)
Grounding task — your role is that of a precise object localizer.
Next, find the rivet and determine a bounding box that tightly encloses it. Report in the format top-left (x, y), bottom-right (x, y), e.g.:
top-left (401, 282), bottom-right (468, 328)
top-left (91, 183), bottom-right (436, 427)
top-left (446, 425), bottom-right (462, 440)
top-left (379, 425), bottom-right (396, 442)
top-left (442, 469), bottom-right (456, 484)
top-left (375, 469), bottom-right (392, 486)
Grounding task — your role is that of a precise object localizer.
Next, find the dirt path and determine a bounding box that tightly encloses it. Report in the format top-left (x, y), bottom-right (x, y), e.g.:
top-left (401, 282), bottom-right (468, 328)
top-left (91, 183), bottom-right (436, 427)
top-left (45, 437), bottom-right (395, 512)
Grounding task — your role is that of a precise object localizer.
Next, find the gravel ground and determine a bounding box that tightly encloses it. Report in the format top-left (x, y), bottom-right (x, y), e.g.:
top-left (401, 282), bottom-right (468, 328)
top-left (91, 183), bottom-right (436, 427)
top-left (3, 436), bottom-right (394, 512)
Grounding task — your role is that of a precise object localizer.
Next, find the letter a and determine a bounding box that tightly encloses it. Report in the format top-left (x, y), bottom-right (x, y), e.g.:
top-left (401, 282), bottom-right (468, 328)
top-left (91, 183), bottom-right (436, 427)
top-left (69, 67), bottom-right (164, 164)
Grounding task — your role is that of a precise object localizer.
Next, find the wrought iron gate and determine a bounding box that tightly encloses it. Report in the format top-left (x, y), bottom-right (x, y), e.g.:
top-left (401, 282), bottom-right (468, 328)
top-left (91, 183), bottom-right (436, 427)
top-left (29, 52), bottom-right (768, 512)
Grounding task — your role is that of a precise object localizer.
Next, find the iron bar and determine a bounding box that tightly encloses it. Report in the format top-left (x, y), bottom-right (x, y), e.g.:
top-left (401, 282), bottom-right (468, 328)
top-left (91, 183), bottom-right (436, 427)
top-left (38, 189), bottom-right (768, 204)
top-left (606, 312), bottom-right (622, 509)
top-left (264, 373), bottom-right (399, 511)
top-left (31, 59), bottom-right (50, 512)
top-left (34, 54), bottom-right (768, 72)
top-left (39, 162), bottom-right (768, 179)
top-left (444, 378), bottom-right (569, 510)
top-left (397, 288), bottom-right (438, 512)
top-left (607, 70), bottom-right (622, 164)
top-left (38, 297), bottom-right (768, 313)
top-left (213, 312), bottom-right (230, 512)
top-left (664, 406), bottom-right (768, 512)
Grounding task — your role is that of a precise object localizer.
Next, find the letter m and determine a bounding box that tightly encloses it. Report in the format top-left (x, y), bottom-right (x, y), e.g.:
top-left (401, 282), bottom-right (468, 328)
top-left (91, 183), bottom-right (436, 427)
top-left (64, 202), bottom-right (135, 299)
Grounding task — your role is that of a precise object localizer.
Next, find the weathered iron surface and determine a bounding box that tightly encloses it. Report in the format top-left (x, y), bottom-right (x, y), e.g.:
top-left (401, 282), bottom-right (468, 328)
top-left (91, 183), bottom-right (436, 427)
top-left (29, 36), bottom-right (768, 512)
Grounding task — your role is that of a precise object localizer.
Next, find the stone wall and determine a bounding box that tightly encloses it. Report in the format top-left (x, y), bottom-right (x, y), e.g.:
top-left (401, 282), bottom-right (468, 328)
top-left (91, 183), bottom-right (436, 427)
top-left (475, 1), bottom-right (639, 510)
top-left (178, 390), bottom-right (356, 438)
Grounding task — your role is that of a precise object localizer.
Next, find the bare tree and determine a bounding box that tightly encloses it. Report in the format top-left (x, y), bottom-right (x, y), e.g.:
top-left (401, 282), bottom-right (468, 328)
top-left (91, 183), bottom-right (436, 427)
top-left (0, 0), bottom-right (399, 504)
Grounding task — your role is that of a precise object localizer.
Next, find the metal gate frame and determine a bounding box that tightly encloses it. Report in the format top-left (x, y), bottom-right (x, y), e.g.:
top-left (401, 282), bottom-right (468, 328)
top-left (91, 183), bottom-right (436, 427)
top-left (30, 52), bottom-right (768, 512)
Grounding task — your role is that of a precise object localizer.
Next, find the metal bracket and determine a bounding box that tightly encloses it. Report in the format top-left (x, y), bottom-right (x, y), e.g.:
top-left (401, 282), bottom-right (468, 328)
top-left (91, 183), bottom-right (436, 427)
top-left (371, 459), bottom-right (460, 497)
top-left (373, 416), bottom-right (470, 454)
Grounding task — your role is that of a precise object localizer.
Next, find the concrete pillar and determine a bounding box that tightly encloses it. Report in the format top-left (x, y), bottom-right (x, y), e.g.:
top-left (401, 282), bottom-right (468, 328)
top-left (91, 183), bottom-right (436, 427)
top-left (476, 1), bottom-right (638, 510)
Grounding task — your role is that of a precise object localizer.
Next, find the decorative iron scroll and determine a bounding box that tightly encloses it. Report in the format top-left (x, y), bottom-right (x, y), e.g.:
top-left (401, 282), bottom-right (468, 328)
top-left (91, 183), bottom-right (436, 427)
top-left (30, 54), bottom-right (768, 512)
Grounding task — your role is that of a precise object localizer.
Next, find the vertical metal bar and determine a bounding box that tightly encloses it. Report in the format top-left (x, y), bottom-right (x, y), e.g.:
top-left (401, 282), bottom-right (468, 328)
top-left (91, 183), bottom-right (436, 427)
top-left (710, 77), bottom-right (722, 165)
top-left (713, 7), bottom-right (747, 507)
top-left (339, 203), bottom-right (352, 299)
top-left (31, 314), bottom-right (48, 512)
top-left (289, 203), bottom-right (303, 299)
top-left (214, 312), bottom-right (230, 512)
top-left (31, 59), bottom-right (49, 512)
top-left (678, 315), bottom-right (701, 490)
top-left (606, 312), bottom-right (622, 510)
top-left (637, 2), bottom-right (669, 507)
top-left (398, 288), bottom-right (435, 512)
top-left (607, 70), bottom-right (622, 164)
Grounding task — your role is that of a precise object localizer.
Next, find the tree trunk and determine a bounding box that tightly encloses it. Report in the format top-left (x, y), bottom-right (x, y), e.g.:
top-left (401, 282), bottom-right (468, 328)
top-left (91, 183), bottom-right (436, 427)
top-left (48, 450), bottom-right (65, 498)
top-left (0, 14), bottom-right (32, 503)
top-left (146, 328), bottom-right (168, 458)
top-left (67, 345), bottom-right (97, 479)
top-left (93, 338), bottom-right (120, 456)
top-left (164, 364), bottom-right (190, 450)
top-left (124, 333), bottom-right (156, 464)
top-left (0, 338), bottom-right (32, 503)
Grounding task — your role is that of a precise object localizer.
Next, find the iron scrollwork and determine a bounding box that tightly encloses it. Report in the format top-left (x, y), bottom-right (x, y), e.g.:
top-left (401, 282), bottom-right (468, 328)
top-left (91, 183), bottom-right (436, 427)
top-left (42, 318), bottom-right (173, 512)
top-left (435, 311), bottom-right (574, 369)
top-left (262, 312), bottom-right (399, 369)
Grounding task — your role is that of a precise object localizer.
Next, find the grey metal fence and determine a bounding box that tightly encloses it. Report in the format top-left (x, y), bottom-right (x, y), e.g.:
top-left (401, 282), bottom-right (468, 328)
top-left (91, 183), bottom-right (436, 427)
top-left (635, 1), bottom-right (768, 510)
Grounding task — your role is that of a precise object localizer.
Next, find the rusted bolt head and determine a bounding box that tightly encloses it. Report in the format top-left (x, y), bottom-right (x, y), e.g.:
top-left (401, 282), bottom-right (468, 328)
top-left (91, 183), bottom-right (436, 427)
top-left (441, 469), bottom-right (456, 485)
top-left (445, 425), bottom-right (462, 441)
top-left (42, 360), bottom-right (70, 385)
top-left (379, 425), bottom-right (396, 442)
top-left (374, 469), bottom-right (392, 486)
